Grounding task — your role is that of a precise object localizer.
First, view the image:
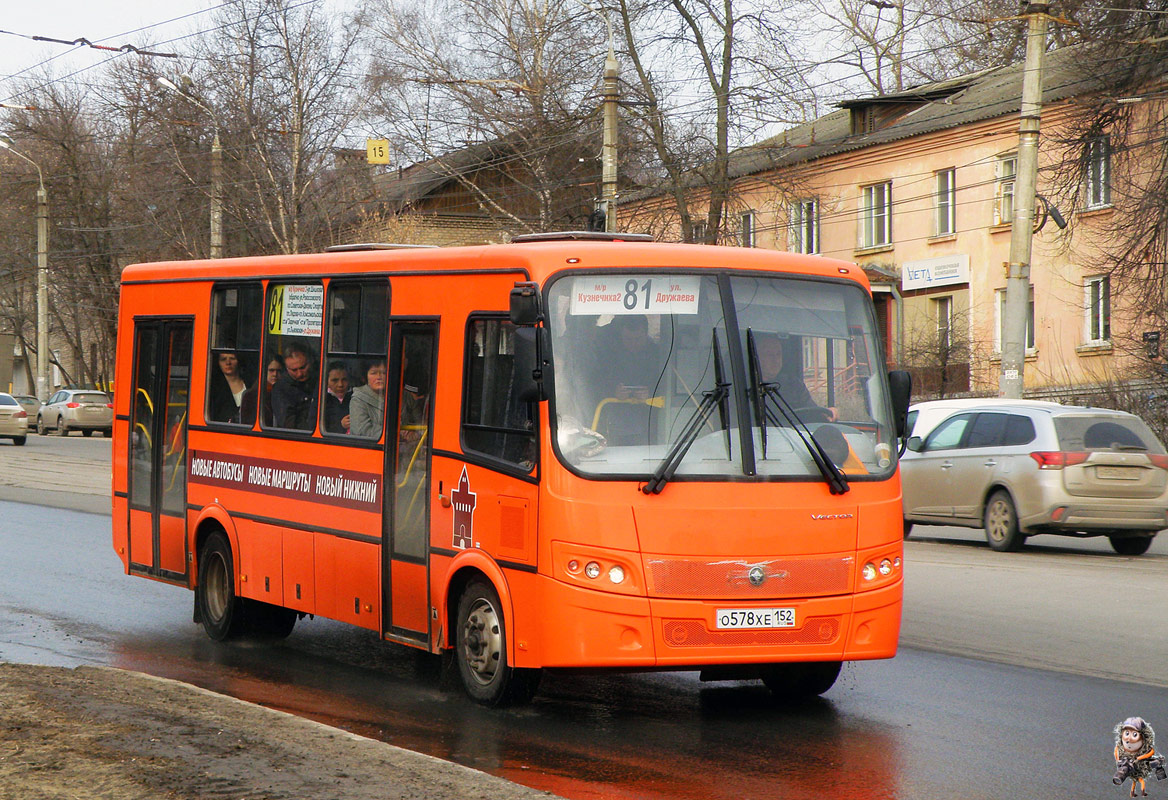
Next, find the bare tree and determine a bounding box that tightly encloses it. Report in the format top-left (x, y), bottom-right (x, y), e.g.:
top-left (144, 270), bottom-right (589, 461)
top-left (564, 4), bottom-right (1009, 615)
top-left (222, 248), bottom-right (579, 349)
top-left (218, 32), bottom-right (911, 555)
top-left (365, 0), bottom-right (604, 232)
top-left (193, 0), bottom-right (369, 254)
top-left (613, 0), bottom-right (816, 243)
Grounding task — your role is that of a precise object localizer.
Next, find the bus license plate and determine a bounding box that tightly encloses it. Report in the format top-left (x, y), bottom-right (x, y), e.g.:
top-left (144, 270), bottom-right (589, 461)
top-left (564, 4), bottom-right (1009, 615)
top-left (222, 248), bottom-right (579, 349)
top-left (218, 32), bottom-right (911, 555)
top-left (715, 608), bottom-right (795, 630)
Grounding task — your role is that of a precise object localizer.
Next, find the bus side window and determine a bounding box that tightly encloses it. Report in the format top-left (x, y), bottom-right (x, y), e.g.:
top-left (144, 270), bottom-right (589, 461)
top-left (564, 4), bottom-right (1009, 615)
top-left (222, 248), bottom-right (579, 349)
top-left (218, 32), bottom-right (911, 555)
top-left (463, 317), bottom-right (537, 471)
top-left (323, 281), bottom-right (389, 439)
top-left (263, 282), bottom-right (325, 433)
top-left (207, 283), bottom-right (262, 426)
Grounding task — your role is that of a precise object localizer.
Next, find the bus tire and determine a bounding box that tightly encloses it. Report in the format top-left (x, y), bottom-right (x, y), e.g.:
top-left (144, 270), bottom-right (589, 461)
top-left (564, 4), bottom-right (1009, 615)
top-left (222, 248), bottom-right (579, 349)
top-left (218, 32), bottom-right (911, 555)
top-left (455, 579), bottom-right (541, 707)
top-left (246, 600), bottom-right (297, 638)
top-left (196, 532), bottom-right (247, 641)
top-left (762, 661), bottom-right (842, 700)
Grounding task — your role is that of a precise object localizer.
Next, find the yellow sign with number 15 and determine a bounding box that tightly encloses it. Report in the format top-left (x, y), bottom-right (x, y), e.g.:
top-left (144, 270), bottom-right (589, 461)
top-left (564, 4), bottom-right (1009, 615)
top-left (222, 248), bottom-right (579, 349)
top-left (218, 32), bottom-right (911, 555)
top-left (366, 138), bottom-right (390, 165)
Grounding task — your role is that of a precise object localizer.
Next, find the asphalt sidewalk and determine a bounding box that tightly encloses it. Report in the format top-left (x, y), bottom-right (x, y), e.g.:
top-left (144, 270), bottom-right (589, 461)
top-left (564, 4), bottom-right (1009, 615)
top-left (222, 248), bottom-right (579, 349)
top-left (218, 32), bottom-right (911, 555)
top-left (0, 442), bottom-right (562, 800)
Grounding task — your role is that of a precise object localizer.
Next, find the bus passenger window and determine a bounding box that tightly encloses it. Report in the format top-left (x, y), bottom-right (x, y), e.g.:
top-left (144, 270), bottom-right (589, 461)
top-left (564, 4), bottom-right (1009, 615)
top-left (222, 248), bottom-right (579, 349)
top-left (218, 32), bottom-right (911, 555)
top-left (264, 283), bottom-right (324, 433)
top-left (323, 281), bottom-right (389, 439)
top-left (207, 284), bottom-right (261, 426)
top-left (463, 317), bottom-right (536, 470)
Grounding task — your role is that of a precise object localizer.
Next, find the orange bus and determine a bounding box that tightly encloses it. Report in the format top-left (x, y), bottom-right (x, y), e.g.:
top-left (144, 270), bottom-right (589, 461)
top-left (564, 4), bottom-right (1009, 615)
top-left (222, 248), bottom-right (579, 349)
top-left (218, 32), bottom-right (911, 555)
top-left (112, 232), bottom-right (911, 706)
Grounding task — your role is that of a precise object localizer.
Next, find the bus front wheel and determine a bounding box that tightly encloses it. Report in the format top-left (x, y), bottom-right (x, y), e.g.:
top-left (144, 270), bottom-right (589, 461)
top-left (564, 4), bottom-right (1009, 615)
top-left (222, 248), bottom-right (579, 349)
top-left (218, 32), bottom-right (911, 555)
top-left (455, 580), bottom-right (540, 707)
top-left (761, 661), bottom-right (842, 700)
top-left (196, 532), bottom-right (247, 641)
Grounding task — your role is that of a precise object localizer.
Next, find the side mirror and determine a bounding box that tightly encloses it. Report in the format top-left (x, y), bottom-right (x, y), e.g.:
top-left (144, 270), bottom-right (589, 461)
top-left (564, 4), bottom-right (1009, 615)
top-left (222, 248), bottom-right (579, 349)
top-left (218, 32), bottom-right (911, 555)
top-left (509, 281), bottom-right (542, 326)
top-left (906, 436), bottom-right (923, 452)
top-left (513, 327), bottom-right (548, 402)
top-left (887, 370), bottom-right (912, 439)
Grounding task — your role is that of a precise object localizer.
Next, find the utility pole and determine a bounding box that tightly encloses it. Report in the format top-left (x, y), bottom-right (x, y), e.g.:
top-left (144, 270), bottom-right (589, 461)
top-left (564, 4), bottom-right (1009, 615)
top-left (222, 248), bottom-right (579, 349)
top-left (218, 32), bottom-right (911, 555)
top-left (0, 135), bottom-right (51, 401)
top-left (210, 131), bottom-right (223, 259)
top-left (1000, 1), bottom-right (1051, 398)
top-left (36, 184), bottom-right (49, 401)
top-left (158, 77), bottom-right (224, 258)
top-left (601, 38), bottom-right (619, 233)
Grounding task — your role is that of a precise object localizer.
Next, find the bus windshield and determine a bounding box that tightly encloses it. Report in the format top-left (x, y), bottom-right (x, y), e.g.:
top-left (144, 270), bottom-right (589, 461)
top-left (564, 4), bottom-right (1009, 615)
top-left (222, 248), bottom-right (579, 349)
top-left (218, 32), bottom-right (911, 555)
top-left (547, 271), bottom-right (896, 482)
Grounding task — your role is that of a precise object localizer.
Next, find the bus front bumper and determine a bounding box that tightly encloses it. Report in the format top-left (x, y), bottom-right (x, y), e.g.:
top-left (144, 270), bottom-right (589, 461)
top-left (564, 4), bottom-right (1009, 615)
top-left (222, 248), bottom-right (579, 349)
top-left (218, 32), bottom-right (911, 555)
top-left (527, 576), bottom-right (901, 669)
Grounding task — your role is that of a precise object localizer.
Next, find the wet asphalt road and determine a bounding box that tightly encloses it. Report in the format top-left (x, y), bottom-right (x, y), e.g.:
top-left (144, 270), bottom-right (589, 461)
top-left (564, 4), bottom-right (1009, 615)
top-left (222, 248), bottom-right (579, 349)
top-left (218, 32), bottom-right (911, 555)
top-left (1, 498), bottom-right (1165, 800)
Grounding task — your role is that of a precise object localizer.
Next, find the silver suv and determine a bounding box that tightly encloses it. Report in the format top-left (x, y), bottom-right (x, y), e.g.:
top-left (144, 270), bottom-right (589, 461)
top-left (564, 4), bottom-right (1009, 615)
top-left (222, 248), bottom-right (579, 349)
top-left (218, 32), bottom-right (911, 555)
top-left (37, 389), bottom-right (113, 437)
top-left (901, 402), bottom-right (1168, 554)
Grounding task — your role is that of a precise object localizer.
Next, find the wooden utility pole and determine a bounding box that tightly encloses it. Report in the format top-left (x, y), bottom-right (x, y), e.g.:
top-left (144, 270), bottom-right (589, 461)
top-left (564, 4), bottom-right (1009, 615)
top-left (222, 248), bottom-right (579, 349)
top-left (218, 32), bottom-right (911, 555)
top-left (1000, 2), bottom-right (1051, 398)
top-left (601, 36), bottom-right (619, 232)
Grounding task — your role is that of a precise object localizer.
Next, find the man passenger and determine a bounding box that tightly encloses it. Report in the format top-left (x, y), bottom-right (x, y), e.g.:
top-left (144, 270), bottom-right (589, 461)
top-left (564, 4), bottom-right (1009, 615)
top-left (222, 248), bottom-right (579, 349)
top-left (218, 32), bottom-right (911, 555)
top-left (271, 342), bottom-right (318, 431)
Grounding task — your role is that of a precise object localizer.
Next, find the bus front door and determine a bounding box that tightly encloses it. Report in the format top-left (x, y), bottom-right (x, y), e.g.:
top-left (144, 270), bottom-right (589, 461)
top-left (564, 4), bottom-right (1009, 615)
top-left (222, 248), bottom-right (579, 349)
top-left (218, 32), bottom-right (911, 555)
top-left (126, 319), bottom-right (193, 583)
top-left (383, 322), bottom-right (437, 643)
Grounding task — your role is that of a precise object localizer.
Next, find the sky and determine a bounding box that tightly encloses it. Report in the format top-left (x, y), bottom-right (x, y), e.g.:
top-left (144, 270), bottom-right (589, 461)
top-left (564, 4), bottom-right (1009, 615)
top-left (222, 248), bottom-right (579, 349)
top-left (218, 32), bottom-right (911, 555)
top-left (0, 2), bottom-right (220, 106)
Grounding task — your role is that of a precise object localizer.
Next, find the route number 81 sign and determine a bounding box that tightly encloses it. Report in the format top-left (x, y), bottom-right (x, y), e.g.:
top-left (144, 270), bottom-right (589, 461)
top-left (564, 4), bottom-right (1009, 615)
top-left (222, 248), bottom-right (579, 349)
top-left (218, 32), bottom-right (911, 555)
top-left (569, 275), bottom-right (701, 316)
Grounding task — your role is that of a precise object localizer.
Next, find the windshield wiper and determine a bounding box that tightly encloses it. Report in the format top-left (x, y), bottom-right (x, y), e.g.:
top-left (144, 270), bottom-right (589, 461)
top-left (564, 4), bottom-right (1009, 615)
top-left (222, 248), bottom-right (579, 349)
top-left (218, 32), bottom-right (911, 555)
top-left (745, 329), bottom-right (849, 495)
top-left (643, 331), bottom-right (730, 495)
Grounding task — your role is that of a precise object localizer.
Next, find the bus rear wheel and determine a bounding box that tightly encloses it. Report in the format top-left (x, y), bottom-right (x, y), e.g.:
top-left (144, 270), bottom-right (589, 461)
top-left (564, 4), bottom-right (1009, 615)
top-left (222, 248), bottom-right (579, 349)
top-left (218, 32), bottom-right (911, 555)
top-left (455, 579), bottom-right (540, 707)
top-left (761, 661), bottom-right (842, 700)
top-left (196, 532), bottom-right (247, 640)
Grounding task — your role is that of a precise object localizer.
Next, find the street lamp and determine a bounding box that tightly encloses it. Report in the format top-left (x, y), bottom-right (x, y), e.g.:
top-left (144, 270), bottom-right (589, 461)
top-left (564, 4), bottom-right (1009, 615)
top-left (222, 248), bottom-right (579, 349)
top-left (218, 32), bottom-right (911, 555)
top-left (158, 76), bottom-right (223, 258)
top-left (0, 135), bottom-right (50, 402)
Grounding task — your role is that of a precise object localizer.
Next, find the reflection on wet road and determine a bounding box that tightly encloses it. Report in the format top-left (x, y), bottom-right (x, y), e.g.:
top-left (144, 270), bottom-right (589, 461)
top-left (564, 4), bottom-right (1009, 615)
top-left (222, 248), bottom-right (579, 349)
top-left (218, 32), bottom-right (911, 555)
top-left (2, 501), bottom-right (1162, 799)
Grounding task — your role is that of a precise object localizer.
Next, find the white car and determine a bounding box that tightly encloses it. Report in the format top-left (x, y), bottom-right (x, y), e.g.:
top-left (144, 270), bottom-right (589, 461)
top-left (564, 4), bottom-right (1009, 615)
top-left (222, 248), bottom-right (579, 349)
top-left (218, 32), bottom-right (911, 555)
top-left (0, 392), bottom-right (29, 445)
top-left (37, 389), bottom-right (113, 437)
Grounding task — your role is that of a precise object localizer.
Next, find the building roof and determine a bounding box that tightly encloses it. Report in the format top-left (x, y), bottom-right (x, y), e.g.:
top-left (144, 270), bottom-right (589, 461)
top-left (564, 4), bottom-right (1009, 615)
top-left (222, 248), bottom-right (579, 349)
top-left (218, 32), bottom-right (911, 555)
top-left (622, 44), bottom-right (1110, 203)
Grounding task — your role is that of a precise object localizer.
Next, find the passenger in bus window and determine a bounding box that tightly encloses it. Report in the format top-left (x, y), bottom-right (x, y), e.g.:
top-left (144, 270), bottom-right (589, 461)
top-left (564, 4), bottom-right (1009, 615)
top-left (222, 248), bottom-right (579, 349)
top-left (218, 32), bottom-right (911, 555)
top-left (272, 343), bottom-right (318, 431)
top-left (323, 361), bottom-right (352, 434)
top-left (754, 333), bottom-right (837, 422)
top-left (210, 351), bottom-right (250, 424)
top-left (350, 359), bottom-right (386, 438)
top-left (244, 353), bottom-right (283, 427)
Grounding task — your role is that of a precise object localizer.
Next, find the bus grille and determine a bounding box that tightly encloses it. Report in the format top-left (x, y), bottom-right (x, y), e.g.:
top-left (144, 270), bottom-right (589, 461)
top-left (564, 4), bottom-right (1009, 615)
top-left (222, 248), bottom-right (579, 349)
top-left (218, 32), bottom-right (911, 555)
top-left (662, 617), bottom-right (841, 648)
top-left (644, 556), bottom-right (853, 599)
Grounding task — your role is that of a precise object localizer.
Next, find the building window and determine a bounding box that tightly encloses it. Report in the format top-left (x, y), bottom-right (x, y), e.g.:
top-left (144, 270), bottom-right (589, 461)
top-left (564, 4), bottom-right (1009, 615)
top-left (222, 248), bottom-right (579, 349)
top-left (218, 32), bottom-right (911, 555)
top-left (935, 295), bottom-right (953, 351)
top-left (1085, 275), bottom-right (1111, 343)
top-left (691, 221), bottom-right (708, 244)
top-left (740, 211), bottom-right (755, 247)
top-left (994, 155), bottom-right (1016, 226)
top-left (995, 287), bottom-right (1035, 353)
top-left (859, 182), bottom-right (892, 249)
top-left (1086, 136), bottom-right (1111, 209)
top-left (789, 199), bottom-right (819, 254)
top-left (935, 168), bottom-right (956, 236)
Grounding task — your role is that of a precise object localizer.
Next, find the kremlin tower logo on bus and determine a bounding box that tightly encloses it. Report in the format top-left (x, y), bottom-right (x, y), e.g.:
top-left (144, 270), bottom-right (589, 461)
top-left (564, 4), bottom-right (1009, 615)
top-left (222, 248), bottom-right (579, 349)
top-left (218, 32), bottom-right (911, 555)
top-left (451, 467), bottom-right (477, 549)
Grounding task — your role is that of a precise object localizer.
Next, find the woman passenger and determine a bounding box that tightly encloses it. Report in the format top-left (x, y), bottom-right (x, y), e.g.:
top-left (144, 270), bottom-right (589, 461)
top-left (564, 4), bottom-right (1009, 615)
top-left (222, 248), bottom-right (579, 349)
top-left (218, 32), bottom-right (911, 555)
top-left (243, 353), bottom-right (283, 427)
top-left (211, 351), bottom-right (249, 424)
top-left (349, 360), bottom-right (387, 439)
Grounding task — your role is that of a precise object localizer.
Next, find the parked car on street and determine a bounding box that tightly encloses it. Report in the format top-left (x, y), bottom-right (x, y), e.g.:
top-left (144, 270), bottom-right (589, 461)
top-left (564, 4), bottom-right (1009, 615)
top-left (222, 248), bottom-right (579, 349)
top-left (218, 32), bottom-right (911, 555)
top-left (37, 389), bottom-right (113, 437)
top-left (0, 392), bottom-right (29, 445)
top-left (11, 394), bottom-right (41, 419)
top-left (901, 401), bottom-right (1168, 554)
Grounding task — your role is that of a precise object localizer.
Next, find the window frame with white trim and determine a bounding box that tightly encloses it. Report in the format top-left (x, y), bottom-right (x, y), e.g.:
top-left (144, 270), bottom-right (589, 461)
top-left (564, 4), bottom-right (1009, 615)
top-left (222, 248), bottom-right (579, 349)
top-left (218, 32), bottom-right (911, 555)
top-left (1084, 274), bottom-right (1111, 344)
top-left (859, 181), bottom-right (892, 250)
top-left (934, 168), bottom-right (956, 237)
top-left (1085, 136), bottom-right (1111, 210)
top-left (789, 199), bottom-right (819, 254)
top-left (994, 286), bottom-right (1035, 354)
top-left (993, 154), bottom-right (1016, 226)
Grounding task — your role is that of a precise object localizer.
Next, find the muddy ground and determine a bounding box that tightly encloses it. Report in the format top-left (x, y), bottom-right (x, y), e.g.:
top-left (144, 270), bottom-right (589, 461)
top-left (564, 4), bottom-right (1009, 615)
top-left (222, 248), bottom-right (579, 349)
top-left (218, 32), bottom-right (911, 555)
top-left (0, 662), bottom-right (559, 800)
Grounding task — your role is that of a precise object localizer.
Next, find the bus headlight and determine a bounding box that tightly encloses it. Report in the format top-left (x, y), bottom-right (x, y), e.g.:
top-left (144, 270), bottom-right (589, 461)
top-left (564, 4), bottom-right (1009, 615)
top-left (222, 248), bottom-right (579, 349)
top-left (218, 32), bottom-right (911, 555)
top-left (585, 561), bottom-right (602, 579)
top-left (879, 558), bottom-right (892, 576)
top-left (608, 565), bottom-right (625, 584)
top-left (862, 562), bottom-right (877, 581)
